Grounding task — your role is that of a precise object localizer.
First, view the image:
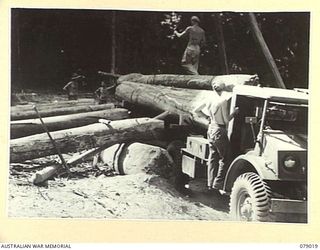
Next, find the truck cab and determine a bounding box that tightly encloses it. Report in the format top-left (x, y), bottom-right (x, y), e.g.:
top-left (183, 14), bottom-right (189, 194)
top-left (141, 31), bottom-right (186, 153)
top-left (181, 85), bottom-right (308, 222)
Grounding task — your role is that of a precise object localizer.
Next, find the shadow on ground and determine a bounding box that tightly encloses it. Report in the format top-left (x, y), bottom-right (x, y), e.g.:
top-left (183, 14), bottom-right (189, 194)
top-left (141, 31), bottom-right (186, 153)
top-left (183, 178), bottom-right (230, 213)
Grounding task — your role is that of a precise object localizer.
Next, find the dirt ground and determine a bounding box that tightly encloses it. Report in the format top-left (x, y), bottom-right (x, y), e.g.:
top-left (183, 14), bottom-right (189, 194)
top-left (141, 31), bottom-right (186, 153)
top-left (8, 160), bottom-right (230, 220)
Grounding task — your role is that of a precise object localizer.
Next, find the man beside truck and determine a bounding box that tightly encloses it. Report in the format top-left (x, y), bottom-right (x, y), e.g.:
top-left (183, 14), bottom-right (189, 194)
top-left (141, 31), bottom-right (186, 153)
top-left (193, 82), bottom-right (239, 193)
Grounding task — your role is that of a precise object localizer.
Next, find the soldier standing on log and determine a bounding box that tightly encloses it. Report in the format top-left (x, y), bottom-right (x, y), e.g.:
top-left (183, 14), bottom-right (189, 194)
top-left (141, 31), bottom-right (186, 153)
top-left (174, 16), bottom-right (206, 75)
top-left (193, 82), bottom-right (239, 193)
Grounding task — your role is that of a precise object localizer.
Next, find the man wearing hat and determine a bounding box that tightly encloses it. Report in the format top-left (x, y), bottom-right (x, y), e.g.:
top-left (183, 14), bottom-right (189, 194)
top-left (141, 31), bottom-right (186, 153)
top-left (63, 73), bottom-right (83, 100)
top-left (174, 16), bottom-right (206, 75)
top-left (193, 82), bottom-right (240, 193)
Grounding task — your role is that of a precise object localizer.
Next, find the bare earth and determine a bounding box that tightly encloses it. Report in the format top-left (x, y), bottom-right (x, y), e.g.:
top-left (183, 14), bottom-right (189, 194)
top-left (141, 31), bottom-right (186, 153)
top-left (8, 164), bottom-right (230, 221)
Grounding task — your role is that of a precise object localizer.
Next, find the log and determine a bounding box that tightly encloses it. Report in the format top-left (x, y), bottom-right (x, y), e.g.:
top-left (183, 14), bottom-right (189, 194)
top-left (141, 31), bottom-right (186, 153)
top-left (98, 71), bottom-right (121, 78)
top-left (118, 73), bottom-right (259, 91)
top-left (11, 103), bottom-right (115, 120)
top-left (116, 81), bottom-right (233, 128)
top-left (118, 73), bottom-right (144, 83)
top-left (30, 165), bottom-right (60, 185)
top-left (11, 98), bottom-right (95, 112)
top-left (11, 93), bottom-right (94, 106)
top-left (100, 142), bottom-right (174, 177)
top-left (10, 118), bottom-right (164, 163)
top-left (11, 108), bottom-right (129, 139)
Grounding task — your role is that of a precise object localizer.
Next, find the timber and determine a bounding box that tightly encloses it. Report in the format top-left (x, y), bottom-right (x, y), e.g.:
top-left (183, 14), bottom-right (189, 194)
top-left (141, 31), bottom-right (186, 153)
top-left (11, 103), bottom-right (115, 120)
top-left (116, 81), bottom-right (233, 128)
top-left (11, 98), bottom-right (95, 111)
top-left (11, 108), bottom-right (129, 138)
top-left (98, 71), bottom-right (121, 78)
top-left (10, 118), bottom-right (164, 163)
top-left (118, 73), bottom-right (258, 91)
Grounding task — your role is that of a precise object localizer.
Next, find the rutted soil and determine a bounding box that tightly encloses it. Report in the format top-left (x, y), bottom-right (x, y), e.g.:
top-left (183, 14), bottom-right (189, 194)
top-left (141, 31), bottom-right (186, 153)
top-left (8, 158), bottom-right (230, 220)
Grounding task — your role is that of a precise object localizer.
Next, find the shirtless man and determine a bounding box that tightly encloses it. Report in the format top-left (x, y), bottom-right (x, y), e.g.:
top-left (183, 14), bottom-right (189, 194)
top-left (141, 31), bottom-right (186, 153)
top-left (174, 16), bottom-right (206, 75)
top-left (193, 82), bottom-right (239, 192)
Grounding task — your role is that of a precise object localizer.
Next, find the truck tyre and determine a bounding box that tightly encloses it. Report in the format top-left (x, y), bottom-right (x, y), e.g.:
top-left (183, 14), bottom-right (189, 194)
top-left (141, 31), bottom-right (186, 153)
top-left (230, 172), bottom-right (271, 221)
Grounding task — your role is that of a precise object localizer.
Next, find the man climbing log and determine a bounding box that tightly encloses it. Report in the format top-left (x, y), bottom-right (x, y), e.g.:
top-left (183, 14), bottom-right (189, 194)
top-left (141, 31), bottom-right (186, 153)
top-left (174, 16), bottom-right (206, 75)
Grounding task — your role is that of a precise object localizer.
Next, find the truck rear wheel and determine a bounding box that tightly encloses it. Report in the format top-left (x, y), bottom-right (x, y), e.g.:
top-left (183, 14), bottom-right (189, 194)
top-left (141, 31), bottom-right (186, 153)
top-left (230, 172), bottom-right (271, 221)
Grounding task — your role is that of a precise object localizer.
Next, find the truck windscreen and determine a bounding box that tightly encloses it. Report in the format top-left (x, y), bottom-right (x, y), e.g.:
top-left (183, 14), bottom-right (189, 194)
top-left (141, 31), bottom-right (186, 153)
top-left (265, 102), bottom-right (308, 134)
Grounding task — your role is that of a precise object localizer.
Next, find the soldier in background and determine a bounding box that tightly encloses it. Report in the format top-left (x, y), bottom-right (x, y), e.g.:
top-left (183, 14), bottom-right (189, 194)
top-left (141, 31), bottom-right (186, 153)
top-left (63, 73), bottom-right (84, 100)
top-left (95, 80), bottom-right (115, 104)
top-left (174, 16), bottom-right (206, 75)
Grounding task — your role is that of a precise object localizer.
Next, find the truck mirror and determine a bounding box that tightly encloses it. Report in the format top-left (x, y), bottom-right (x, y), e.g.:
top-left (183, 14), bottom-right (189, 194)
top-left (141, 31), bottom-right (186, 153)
top-left (245, 116), bottom-right (258, 124)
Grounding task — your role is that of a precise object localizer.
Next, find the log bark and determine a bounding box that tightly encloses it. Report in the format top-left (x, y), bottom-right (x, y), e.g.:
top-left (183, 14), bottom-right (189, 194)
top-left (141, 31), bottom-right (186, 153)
top-left (11, 103), bottom-right (115, 120)
top-left (118, 74), bottom-right (259, 91)
top-left (11, 98), bottom-right (95, 112)
top-left (10, 118), bottom-right (164, 163)
top-left (116, 81), bottom-right (233, 128)
top-left (11, 108), bottom-right (129, 139)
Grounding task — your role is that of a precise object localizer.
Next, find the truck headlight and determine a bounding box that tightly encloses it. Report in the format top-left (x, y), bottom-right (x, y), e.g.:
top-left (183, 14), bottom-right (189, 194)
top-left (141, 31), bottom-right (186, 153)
top-left (283, 155), bottom-right (299, 170)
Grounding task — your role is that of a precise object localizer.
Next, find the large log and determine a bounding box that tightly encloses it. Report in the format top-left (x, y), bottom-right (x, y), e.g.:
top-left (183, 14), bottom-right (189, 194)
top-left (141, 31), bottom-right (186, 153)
top-left (11, 108), bottom-right (129, 139)
top-left (116, 81), bottom-right (232, 128)
top-left (10, 118), bottom-right (164, 163)
top-left (11, 103), bottom-right (115, 120)
top-left (118, 73), bottom-right (258, 91)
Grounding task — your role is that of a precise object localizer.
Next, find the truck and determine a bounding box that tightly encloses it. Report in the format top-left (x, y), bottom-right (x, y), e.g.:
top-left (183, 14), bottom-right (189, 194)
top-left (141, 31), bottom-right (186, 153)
top-left (181, 85), bottom-right (308, 222)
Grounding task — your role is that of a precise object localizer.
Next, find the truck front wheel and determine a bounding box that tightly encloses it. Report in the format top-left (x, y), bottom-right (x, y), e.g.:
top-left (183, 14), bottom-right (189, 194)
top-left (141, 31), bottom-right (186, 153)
top-left (230, 172), bottom-right (270, 221)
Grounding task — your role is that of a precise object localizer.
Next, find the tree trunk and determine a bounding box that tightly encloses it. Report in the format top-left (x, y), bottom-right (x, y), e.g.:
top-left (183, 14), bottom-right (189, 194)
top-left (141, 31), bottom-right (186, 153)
top-left (10, 118), bottom-right (164, 163)
top-left (118, 74), bottom-right (258, 91)
top-left (116, 81), bottom-right (234, 128)
top-left (248, 13), bottom-right (286, 89)
top-left (11, 103), bottom-right (115, 120)
top-left (215, 14), bottom-right (229, 74)
top-left (110, 11), bottom-right (116, 74)
top-left (11, 108), bottom-right (129, 139)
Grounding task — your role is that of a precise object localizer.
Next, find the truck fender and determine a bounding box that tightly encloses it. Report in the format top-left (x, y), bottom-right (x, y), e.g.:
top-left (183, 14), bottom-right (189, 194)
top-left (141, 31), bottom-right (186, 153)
top-left (223, 154), bottom-right (274, 192)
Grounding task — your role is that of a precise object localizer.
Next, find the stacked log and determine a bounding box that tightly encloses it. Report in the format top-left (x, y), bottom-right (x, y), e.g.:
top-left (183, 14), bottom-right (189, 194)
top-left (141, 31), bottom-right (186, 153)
top-left (11, 108), bottom-right (129, 138)
top-left (10, 73), bottom-right (258, 165)
top-left (10, 118), bottom-right (164, 163)
top-left (118, 73), bottom-right (259, 91)
top-left (11, 103), bottom-right (115, 120)
top-left (116, 81), bottom-right (233, 128)
top-left (11, 98), bottom-right (95, 111)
